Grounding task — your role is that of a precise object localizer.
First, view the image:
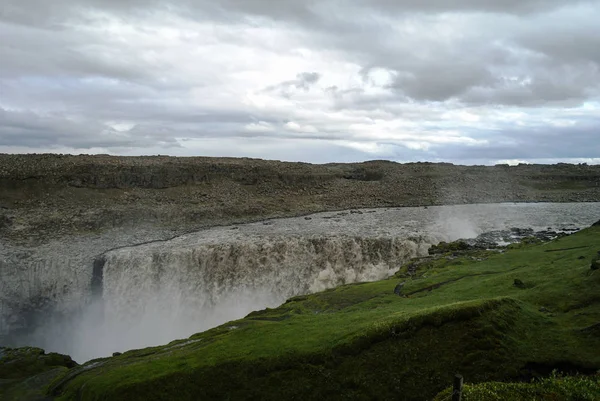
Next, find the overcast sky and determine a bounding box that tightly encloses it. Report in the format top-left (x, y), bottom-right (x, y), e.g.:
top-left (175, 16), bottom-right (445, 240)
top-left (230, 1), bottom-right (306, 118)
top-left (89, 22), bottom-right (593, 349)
top-left (1, 0), bottom-right (600, 164)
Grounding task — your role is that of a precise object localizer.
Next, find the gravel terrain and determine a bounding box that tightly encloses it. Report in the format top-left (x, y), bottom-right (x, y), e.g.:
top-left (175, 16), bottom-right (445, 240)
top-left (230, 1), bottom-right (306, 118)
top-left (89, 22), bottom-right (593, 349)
top-left (1, 154), bottom-right (599, 245)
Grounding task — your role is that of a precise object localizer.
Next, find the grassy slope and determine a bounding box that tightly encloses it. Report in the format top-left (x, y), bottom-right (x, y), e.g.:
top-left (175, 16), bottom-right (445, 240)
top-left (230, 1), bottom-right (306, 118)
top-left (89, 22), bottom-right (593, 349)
top-left (51, 226), bottom-right (600, 401)
top-left (434, 374), bottom-right (600, 400)
top-left (0, 347), bottom-right (76, 401)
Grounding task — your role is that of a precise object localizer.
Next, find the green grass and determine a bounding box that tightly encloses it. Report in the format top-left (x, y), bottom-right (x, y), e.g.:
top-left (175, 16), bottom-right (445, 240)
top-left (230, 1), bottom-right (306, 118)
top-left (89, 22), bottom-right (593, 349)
top-left (0, 347), bottom-right (76, 401)
top-left (434, 373), bottom-right (600, 400)
top-left (47, 226), bottom-right (600, 400)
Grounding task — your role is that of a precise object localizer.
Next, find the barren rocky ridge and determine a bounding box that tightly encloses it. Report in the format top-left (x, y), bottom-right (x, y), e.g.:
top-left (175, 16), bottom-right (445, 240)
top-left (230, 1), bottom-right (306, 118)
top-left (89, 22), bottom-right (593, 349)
top-left (1, 154), bottom-right (600, 244)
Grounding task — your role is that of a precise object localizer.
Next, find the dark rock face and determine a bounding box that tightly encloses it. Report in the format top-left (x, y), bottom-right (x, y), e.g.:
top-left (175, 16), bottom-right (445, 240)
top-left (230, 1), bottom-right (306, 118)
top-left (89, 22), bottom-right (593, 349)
top-left (429, 241), bottom-right (471, 254)
top-left (0, 214), bottom-right (12, 229)
top-left (428, 227), bottom-right (572, 255)
top-left (91, 256), bottom-right (106, 299)
top-left (465, 227), bottom-right (572, 249)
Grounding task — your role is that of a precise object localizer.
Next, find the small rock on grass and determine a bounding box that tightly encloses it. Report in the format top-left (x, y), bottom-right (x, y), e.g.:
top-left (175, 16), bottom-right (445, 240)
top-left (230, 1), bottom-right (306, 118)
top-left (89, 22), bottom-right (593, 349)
top-left (590, 251), bottom-right (600, 270)
top-left (394, 282), bottom-right (405, 295)
top-left (513, 279), bottom-right (525, 288)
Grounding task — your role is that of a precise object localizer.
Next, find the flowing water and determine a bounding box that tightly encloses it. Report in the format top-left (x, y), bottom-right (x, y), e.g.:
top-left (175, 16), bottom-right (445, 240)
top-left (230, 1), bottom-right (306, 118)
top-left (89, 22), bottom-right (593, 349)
top-left (1, 202), bottom-right (598, 362)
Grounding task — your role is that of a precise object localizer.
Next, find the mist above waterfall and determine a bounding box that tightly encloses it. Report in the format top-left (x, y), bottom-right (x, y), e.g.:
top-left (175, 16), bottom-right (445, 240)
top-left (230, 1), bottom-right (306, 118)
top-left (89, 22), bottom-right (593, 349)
top-left (2, 202), bottom-right (598, 363)
top-left (13, 286), bottom-right (280, 363)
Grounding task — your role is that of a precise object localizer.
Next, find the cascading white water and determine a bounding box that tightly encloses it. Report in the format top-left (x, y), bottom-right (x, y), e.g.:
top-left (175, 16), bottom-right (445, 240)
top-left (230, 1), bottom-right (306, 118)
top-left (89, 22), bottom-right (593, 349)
top-left (0, 255), bottom-right (90, 336)
top-left (99, 235), bottom-right (430, 355)
top-left (2, 202), bottom-right (598, 362)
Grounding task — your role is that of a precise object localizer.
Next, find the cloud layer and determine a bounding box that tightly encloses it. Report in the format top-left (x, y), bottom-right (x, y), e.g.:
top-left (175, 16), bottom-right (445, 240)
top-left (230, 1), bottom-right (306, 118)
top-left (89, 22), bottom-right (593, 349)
top-left (1, 0), bottom-right (599, 164)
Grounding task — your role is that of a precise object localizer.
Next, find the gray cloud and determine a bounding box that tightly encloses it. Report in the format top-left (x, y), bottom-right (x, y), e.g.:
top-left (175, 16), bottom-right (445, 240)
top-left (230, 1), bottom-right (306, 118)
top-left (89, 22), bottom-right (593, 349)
top-left (438, 119), bottom-right (600, 161)
top-left (0, 108), bottom-right (181, 149)
top-left (2, 0), bottom-right (587, 25)
top-left (0, 0), bottom-right (599, 163)
top-left (354, 0), bottom-right (592, 15)
top-left (388, 62), bottom-right (494, 102)
top-left (263, 72), bottom-right (321, 97)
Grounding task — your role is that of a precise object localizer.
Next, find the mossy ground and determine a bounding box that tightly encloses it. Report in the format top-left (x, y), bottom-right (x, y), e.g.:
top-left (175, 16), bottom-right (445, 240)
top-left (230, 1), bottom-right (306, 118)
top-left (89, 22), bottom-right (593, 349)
top-left (0, 347), bottom-right (76, 401)
top-left (434, 373), bottom-right (600, 400)
top-left (37, 226), bottom-right (600, 400)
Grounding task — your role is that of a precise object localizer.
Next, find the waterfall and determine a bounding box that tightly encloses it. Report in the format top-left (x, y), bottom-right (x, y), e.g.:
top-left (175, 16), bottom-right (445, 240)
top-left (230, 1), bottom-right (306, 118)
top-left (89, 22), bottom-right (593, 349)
top-left (0, 254), bottom-right (90, 337)
top-left (90, 235), bottom-right (430, 358)
top-left (2, 202), bottom-right (598, 362)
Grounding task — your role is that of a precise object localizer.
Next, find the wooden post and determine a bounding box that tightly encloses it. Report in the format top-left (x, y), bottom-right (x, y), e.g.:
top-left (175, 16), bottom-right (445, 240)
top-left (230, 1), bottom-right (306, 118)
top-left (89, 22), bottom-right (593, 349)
top-left (452, 374), bottom-right (463, 401)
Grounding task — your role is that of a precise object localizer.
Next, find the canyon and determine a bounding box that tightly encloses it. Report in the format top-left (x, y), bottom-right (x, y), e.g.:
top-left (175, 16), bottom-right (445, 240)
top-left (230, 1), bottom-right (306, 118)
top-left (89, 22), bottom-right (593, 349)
top-left (1, 155), bottom-right (599, 362)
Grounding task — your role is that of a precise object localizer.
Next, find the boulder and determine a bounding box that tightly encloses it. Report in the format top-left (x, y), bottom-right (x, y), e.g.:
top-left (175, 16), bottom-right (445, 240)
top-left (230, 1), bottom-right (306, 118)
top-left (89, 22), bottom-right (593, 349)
top-left (394, 282), bottom-right (405, 296)
top-left (429, 240), bottom-right (471, 255)
top-left (0, 214), bottom-right (12, 229)
top-left (513, 279), bottom-right (525, 288)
